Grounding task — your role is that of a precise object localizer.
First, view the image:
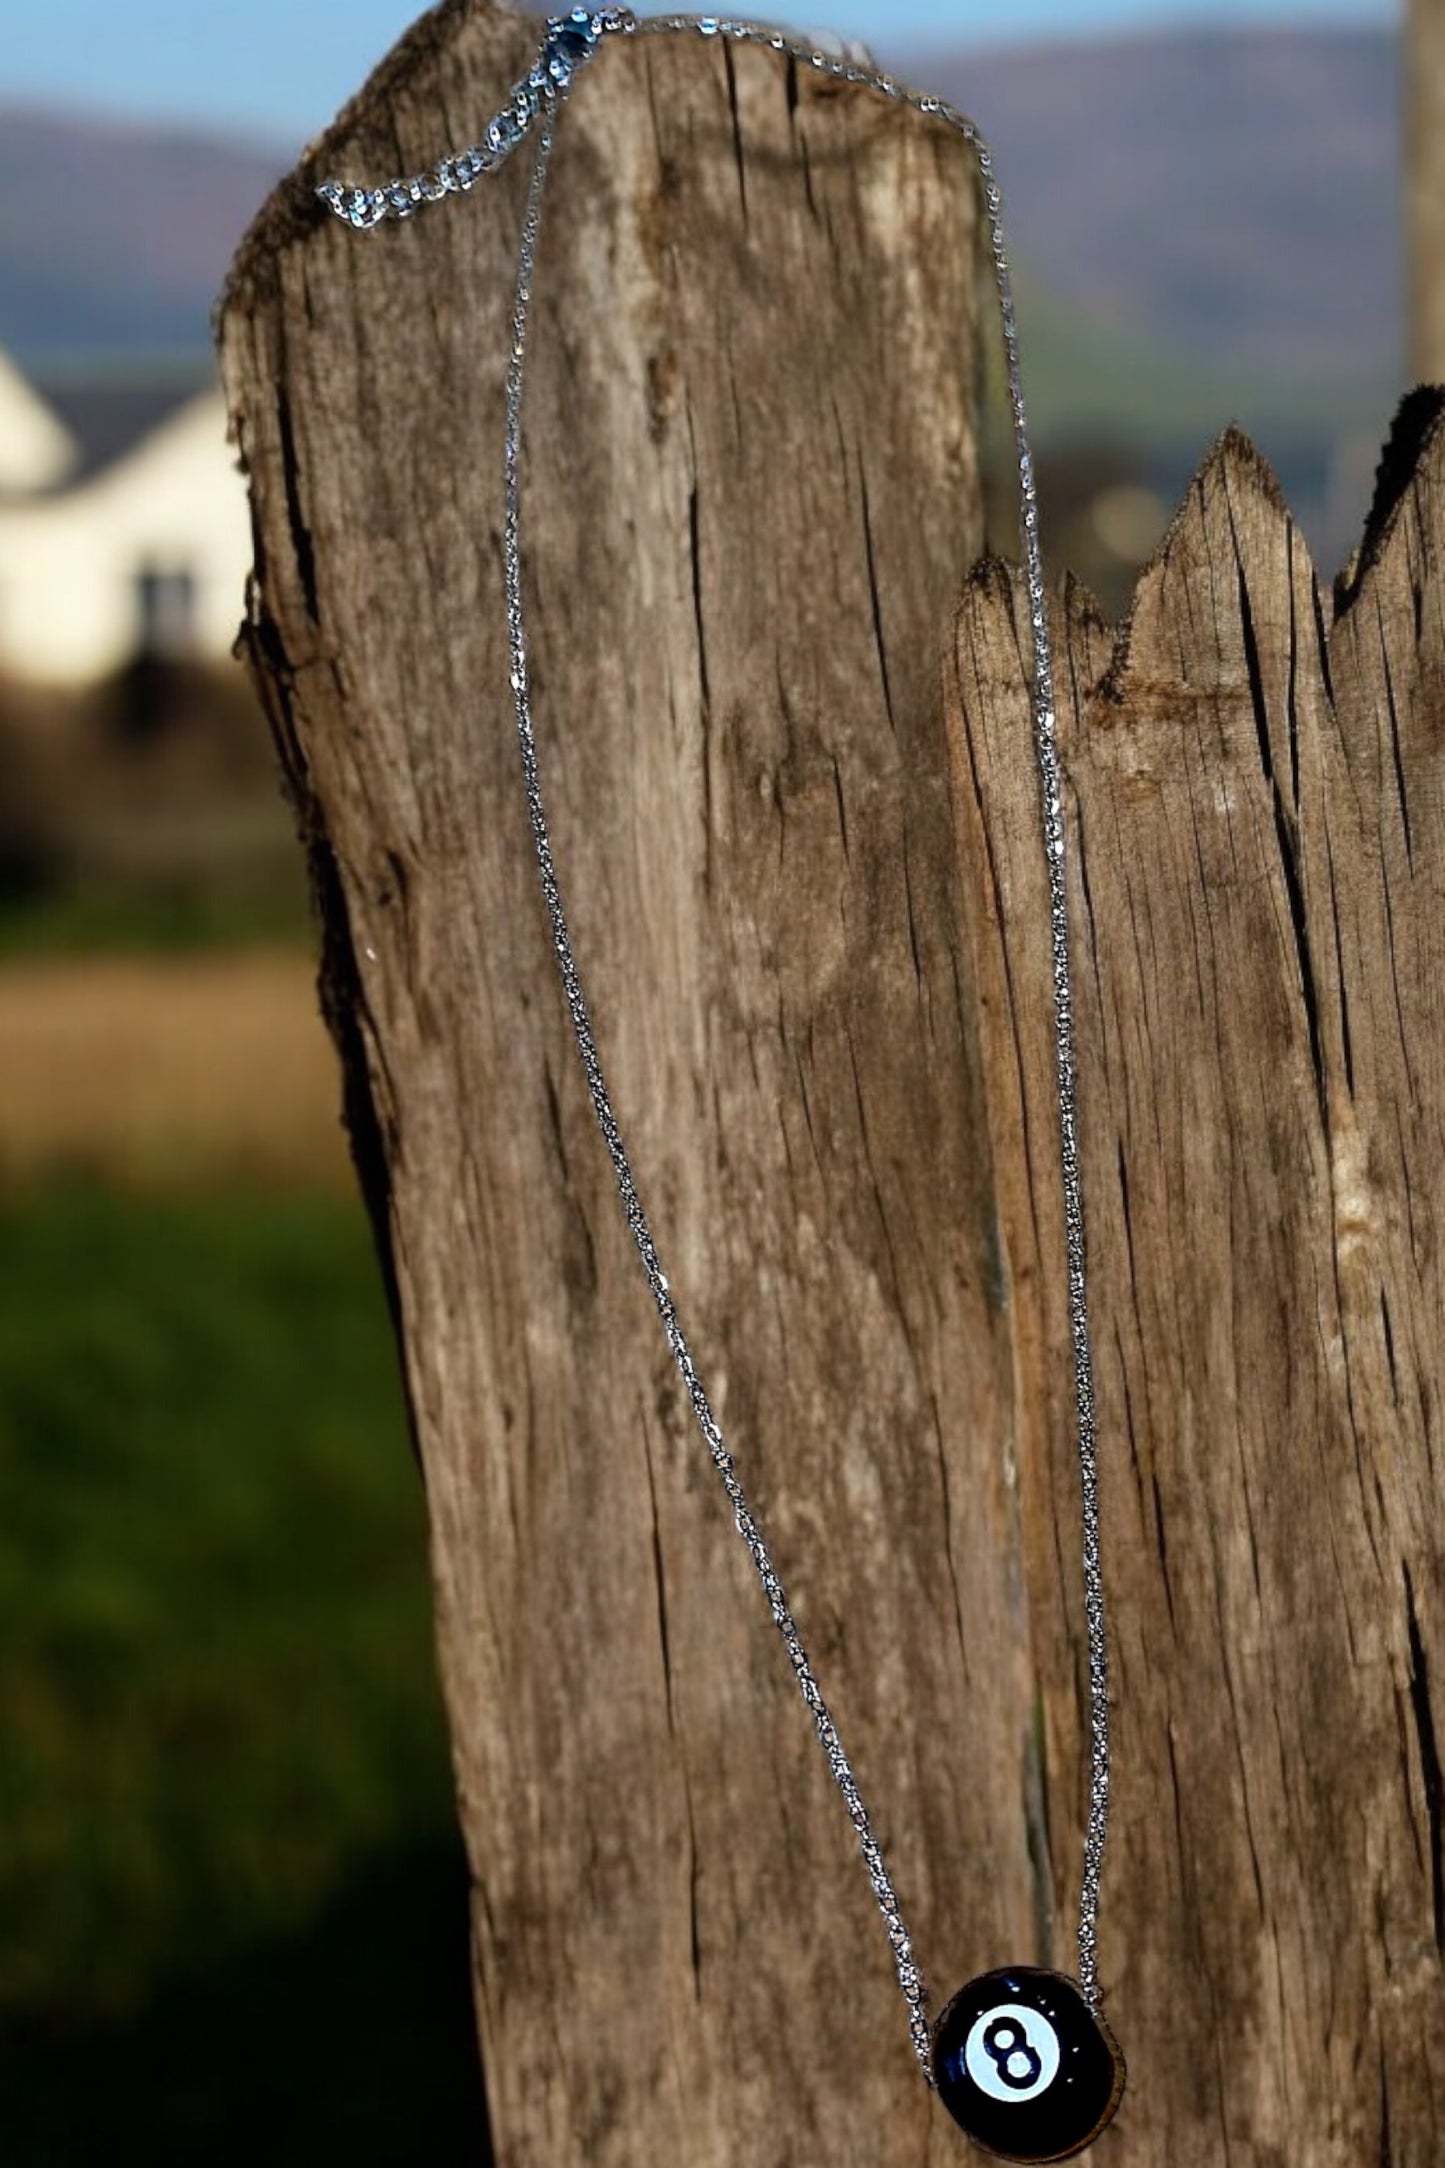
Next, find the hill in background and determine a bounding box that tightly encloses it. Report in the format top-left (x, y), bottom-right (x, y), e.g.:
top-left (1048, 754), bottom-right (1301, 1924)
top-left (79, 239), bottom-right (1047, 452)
top-left (0, 107), bottom-right (280, 362)
top-left (0, 22), bottom-right (1402, 391)
top-left (923, 22), bottom-right (1400, 390)
top-left (0, 22), bottom-right (1407, 573)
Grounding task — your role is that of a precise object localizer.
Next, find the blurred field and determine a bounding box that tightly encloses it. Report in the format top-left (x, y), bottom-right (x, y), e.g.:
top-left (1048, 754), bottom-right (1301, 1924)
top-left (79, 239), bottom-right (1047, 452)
top-left (0, 948), bottom-right (348, 1188)
top-left (0, 1176), bottom-right (488, 2162)
top-left (0, 664), bottom-right (489, 2161)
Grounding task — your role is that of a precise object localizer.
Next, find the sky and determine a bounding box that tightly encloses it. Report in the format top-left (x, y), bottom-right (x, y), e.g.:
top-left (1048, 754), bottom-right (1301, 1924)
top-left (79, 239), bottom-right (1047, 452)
top-left (0, 0), bottom-right (1393, 144)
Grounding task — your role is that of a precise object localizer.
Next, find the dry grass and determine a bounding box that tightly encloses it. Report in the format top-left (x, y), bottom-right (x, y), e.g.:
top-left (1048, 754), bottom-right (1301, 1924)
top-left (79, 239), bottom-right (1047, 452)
top-left (0, 949), bottom-right (351, 1188)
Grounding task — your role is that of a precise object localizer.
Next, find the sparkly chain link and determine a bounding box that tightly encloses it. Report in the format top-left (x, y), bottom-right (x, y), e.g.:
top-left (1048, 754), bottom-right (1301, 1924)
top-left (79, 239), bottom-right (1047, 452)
top-left (318, 5), bottom-right (1112, 2075)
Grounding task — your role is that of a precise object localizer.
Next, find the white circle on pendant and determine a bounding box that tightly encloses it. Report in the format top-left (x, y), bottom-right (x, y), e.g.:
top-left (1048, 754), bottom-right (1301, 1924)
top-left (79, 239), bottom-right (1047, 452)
top-left (963, 2001), bottom-right (1061, 2104)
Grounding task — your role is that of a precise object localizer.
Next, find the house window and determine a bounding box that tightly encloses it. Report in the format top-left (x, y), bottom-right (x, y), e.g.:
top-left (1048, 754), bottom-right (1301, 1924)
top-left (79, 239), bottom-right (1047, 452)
top-left (134, 562), bottom-right (197, 658)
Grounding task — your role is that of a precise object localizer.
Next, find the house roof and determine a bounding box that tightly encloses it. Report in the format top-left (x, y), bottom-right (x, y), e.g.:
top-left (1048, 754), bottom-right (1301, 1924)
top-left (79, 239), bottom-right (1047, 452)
top-left (2, 357), bottom-right (215, 499)
top-left (0, 347), bottom-right (78, 494)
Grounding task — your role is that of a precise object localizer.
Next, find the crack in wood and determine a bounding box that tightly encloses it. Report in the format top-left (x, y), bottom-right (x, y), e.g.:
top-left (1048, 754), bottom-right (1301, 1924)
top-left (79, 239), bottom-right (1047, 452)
top-left (1405, 1560), bottom-right (1445, 1955)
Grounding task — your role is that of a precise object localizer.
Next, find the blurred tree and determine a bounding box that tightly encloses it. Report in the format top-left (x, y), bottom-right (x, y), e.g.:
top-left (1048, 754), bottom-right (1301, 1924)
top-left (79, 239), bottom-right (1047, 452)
top-left (1407, 0), bottom-right (1445, 379)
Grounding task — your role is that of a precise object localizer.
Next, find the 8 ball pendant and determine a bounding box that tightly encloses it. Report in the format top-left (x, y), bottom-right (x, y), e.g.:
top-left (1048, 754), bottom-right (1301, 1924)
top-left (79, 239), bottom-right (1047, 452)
top-left (932, 1968), bottom-right (1126, 2161)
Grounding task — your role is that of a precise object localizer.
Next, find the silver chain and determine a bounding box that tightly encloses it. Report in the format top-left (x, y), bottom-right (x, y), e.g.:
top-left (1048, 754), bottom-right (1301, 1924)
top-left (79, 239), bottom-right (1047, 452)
top-left (319, 5), bottom-right (1112, 2083)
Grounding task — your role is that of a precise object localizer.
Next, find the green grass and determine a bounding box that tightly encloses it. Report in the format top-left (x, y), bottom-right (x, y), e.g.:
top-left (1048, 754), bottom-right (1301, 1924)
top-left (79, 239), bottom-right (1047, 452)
top-left (0, 1178), bottom-right (486, 2161)
top-left (0, 876), bottom-right (313, 961)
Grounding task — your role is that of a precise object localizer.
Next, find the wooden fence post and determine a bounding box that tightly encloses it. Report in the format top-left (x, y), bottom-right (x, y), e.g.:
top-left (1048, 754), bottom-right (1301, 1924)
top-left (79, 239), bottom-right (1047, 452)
top-left (951, 406), bottom-right (1445, 2166)
top-left (218, 4), bottom-right (1445, 2158)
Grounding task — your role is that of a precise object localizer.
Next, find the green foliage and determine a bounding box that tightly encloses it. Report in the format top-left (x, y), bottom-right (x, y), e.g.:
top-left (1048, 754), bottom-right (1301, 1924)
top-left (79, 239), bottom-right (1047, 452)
top-left (0, 879), bottom-right (313, 960)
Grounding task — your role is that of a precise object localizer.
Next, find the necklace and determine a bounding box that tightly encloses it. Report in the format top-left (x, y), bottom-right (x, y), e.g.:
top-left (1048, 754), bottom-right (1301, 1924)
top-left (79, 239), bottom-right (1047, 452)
top-left (319, 11), bottom-right (1125, 2158)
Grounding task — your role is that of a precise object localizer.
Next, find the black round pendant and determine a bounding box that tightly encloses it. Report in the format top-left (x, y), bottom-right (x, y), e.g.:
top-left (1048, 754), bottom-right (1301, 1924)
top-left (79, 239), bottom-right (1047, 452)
top-left (932, 1967), bottom-right (1125, 2162)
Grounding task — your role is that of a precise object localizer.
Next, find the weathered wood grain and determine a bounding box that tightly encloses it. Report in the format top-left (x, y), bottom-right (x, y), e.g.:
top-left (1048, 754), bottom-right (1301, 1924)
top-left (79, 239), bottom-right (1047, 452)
top-left (219, 0), bottom-right (1445, 2156)
top-left (219, 6), bottom-right (1008, 2163)
top-left (948, 407), bottom-right (1445, 2164)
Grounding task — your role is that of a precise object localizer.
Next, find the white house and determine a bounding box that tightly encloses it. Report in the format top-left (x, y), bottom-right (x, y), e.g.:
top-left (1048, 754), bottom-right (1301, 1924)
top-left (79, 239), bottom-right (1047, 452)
top-left (0, 349), bottom-right (78, 497)
top-left (0, 350), bottom-right (252, 687)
